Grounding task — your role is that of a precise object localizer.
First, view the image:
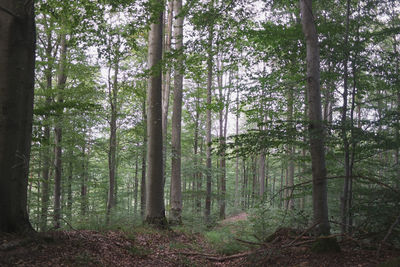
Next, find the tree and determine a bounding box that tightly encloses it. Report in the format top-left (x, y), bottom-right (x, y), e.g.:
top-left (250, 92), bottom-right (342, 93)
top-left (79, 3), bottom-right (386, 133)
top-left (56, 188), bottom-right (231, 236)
top-left (299, 0), bottom-right (330, 236)
top-left (169, 0), bottom-right (184, 224)
top-left (145, 0), bottom-right (167, 227)
top-left (0, 0), bottom-right (35, 233)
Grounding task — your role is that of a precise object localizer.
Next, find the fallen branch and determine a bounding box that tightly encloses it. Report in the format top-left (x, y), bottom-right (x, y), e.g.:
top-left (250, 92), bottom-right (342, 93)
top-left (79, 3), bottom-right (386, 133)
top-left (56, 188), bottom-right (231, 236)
top-left (178, 250), bottom-right (257, 261)
top-left (205, 250), bottom-right (255, 261)
top-left (234, 238), bottom-right (264, 246)
top-left (377, 213), bottom-right (400, 258)
top-left (285, 221), bottom-right (319, 247)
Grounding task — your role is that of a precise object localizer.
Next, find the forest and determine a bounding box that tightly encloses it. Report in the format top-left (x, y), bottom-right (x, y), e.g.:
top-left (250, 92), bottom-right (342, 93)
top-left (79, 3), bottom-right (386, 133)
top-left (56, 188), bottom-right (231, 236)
top-left (1, 0), bottom-right (400, 266)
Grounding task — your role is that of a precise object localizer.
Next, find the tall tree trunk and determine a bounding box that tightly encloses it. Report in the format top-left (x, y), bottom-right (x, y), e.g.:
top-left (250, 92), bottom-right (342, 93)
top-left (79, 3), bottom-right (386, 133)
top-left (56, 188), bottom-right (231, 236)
top-left (162, 0), bottom-right (174, 186)
top-left (169, 0), bottom-right (184, 224)
top-left (134, 145), bottom-right (139, 216)
top-left (235, 81), bottom-right (240, 208)
top-left (145, 1), bottom-right (167, 227)
top-left (141, 98), bottom-right (147, 219)
top-left (53, 33), bottom-right (68, 229)
top-left (205, 10), bottom-right (214, 225)
top-left (287, 88), bottom-right (295, 210)
top-left (106, 56), bottom-right (119, 224)
top-left (300, 0), bottom-right (331, 236)
top-left (80, 144), bottom-right (88, 216)
top-left (67, 153), bottom-right (73, 222)
top-left (194, 86), bottom-right (201, 212)
top-left (40, 17), bottom-right (53, 231)
top-left (340, 0), bottom-right (351, 235)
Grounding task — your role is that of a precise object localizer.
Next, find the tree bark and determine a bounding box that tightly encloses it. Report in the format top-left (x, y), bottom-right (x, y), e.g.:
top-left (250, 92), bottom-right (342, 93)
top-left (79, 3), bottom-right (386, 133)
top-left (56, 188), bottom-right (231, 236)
top-left (205, 19), bottom-right (214, 225)
top-left (145, 1), bottom-right (167, 227)
top-left (300, 0), bottom-right (331, 236)
top-left (0, 0), bottom-right (36, 233)
top-left (53, 33), bottom-right (68, 229)
top-left (106, 53), bottom-right (120, 224)
top-left (141, 98), bottom-right (147, 219)
top-left (169, 0), bottom-right (184, 224)
top-left (287, 88), bottom-right (295, 210)
top-left (340, 0), bottom-right (351, 235)
top-left (162, 0), bottom-right (174, 186)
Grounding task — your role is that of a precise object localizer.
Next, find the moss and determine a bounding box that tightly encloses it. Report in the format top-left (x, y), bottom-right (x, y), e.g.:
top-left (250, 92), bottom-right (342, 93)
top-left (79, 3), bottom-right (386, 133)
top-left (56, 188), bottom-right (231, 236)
top-left (378, 257), bottom-right (400, 267)
top-left (311, 236), bottom-right (341, 253)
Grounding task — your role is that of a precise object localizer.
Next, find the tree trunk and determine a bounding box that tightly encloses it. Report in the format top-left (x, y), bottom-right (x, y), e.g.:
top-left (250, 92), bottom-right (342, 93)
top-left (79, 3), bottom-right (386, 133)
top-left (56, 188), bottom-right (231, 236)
top-left (194, 86), bottom-right (201, 212)
top-left (287, 88), bottom-right (295, 210)
top-left (134, 145), bottom-right (139, 216)
top-left (162, 0), bottom-right (174, 186)
top-left (300, 0), bottom-right (330, 236)
top-left (145, 1), bottom-right (167, 227)
top-left (205, 8), bottom-right (214, 224)
top-left (106, 56), bottom-right (120, 224)
top-left (141, 98), bottom-right (147, 219)
top-left (235, 82), bottom-right (240, 208)
top-left (67, 153), bottom-right (73, 221)
top-left (53, 33), bottom-right (68, 229)
top-left (0, 0), bottom-right (36, 233)
top-left (80, 144), bottom-right (88, 216)
top-left (40, 17), bottom-right (53, 231)
top-left (169, 0), bottom-right (184, 224)
top-left (340, 0), bottom-right (351, 235)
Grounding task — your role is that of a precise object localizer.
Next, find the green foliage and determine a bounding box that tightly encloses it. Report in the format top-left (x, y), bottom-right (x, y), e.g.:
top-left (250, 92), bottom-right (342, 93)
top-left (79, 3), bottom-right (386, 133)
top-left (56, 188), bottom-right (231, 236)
top-left (205, 226), bottom-right (248, 255)
top-left (249, 205), bottom-right (312, 241)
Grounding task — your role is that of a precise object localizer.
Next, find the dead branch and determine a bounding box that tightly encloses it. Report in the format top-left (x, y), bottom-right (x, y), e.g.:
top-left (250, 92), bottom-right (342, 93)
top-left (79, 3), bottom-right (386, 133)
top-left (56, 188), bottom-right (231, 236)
top-left (285, 221), bottom-right (319, 247)
top-left (234, 238), bottom-right (264, 246)
top-left (377, 213), bottom-right (400, 258)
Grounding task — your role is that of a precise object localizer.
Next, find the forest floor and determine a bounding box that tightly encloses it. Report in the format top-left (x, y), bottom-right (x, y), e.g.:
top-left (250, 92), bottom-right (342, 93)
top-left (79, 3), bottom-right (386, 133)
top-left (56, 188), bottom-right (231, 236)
top-left (0, 215), bottom-right (399, 267)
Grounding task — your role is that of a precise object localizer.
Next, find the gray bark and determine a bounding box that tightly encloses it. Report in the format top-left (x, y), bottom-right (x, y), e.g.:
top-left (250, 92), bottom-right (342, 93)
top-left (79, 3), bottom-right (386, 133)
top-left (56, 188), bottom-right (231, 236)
top-left (145, 1), bottom-right (167, 226)
top-left (53, 33), bottom-right (68, 229)
top-left (169, 0), bottom-right (184, 224)
top-left (205, 21), bottom-right (213, 225)
top-left (300, 0), bottom-right (330, 236)
top-left (106, 52), bottom-right (120, 223)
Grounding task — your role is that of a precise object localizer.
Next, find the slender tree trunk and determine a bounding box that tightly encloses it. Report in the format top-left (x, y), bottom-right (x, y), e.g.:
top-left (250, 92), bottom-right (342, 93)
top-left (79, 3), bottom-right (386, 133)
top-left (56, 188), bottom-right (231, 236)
top-left (169, 0), bottom-right (184, 224)
top-left (145, 1), bottom-right (167, 226)
top-left (340, 0), bottom-right (351, 235)
top-left (54, 33), bottom-right (68, 229)
top-left (134, 146), bottom-right (139, 216)
top-left (205, 11), bottom-right (214, 225)
top-left (162, 0), bottom-right (174, 186)
top-left (194, 86), bottom-right (201, 212)
top-left (80, 144), bottom-right (88, 216)
top-left (67, 153), bottom-right (73, 221)
top-left (141, 98), bottom-right (147, 219)
top-left (287, 88), bottom-right (295, 210)
top-left (106, 56), bottom-right (120, 224)
top-left (235, 82), bottom-right (240, 208)
top-left (40, 18), bottom-right (53, 231)
top-left (300, 0), bottom-right (331, 236)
